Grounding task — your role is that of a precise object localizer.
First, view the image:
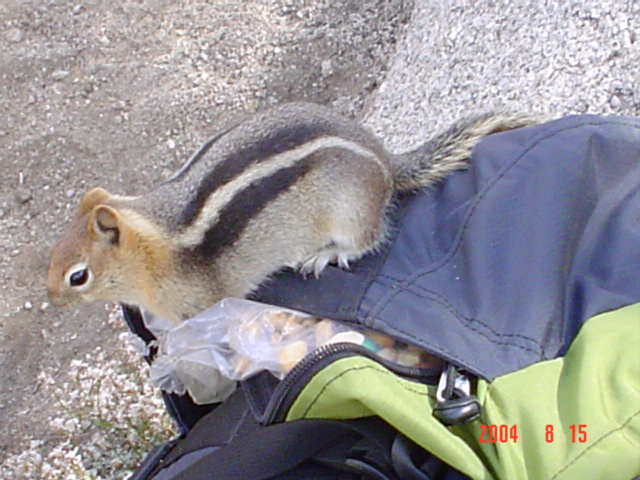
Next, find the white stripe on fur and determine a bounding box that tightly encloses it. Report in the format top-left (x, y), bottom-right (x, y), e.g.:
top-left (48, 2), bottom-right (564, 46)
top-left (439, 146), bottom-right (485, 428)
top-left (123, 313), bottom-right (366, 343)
top-left (177, 136), bottom-right (385, 247)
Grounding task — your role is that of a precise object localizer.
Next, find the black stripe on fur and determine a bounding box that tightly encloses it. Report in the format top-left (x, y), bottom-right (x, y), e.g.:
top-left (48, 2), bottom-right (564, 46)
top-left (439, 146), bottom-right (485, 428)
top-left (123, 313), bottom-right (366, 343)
top-left (190, 158), bottom-right (316, 260)
top-left (179, 122), bottom-right (330, 227)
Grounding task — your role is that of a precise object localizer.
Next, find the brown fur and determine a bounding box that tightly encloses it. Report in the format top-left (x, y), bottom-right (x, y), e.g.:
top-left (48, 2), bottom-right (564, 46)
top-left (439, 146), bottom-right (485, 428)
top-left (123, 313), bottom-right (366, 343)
top-left (47, 189), bottom-right (183, 321)
top-left (46, 103), bottom-right (539, 323)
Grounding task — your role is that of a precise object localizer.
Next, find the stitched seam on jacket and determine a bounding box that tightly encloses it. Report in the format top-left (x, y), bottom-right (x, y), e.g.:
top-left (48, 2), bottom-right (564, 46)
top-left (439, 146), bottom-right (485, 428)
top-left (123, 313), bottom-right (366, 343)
top-left (369, 119), bottom-right (640, 349)
top-left (224, 407), bottom-right (251, 446)
top-left (301, 364), bottom-right (434, 418)
top-left (394, 281), bottom-right (543, 349)
top-left (402, 118), bottom-right (640, 278)
top-left (549, 409), bottom-right (640, 480)
top-left (370, 289), bottom-right (543, 358)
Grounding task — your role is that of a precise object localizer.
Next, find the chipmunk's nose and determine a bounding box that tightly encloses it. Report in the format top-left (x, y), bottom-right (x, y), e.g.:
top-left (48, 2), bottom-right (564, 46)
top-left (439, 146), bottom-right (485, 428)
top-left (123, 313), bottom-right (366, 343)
top-left (46, 286), bottom-right (65, 306)
top-left (46, 269), bottom-right (67, 307)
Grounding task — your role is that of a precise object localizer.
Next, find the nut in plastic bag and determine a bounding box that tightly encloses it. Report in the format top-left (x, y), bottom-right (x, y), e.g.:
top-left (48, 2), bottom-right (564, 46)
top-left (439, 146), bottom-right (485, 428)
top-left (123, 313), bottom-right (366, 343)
top-left (143, 299), bottom-right (348, 404)
top-left (141, 298), bottom-right (443, 405)
top-left (145, 311), bottom-right (238, 404)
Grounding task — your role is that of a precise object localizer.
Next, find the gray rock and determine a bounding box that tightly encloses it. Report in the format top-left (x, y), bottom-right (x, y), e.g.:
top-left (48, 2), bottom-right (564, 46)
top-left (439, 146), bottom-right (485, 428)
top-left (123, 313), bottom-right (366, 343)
top-left (14, 188), bottom-right (32, 205)
top-left (610, 95), bottom-right (622, 109)
top-left (5, 28), bottom-right (24, 44)
top-left (51, 71), bottom-right (71, 82)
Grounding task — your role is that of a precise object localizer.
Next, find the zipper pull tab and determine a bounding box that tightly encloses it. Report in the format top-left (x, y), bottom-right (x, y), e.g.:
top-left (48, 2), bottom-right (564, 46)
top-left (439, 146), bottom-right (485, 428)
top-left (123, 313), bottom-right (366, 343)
top-left (432, 364), bottom-right (481, 426)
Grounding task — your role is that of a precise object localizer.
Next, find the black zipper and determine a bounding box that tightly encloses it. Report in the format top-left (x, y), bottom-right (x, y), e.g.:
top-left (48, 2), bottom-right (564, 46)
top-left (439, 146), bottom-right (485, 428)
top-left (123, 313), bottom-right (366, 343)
top-left (261, 342), bottom-right (443, 424)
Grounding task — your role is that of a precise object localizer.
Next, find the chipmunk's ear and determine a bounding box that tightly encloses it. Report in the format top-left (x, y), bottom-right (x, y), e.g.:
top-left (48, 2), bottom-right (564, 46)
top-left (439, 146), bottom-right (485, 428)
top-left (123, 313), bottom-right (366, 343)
top-left (79, 188), bottom-right (112, 216)
top-left (91, 205), bottom-right (121, 246)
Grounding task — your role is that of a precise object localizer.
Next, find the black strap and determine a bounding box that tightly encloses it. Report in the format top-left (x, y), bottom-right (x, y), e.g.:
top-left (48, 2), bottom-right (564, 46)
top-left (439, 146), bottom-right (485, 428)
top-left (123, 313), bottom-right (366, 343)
top-left (391, 435), bottom-right (432, 480)
top-left (129, 439), bottom-right (181, 480)
top-left (171, 419), bottom-right (367, 480)
top-left (133, 394), bottom-right (470, 480)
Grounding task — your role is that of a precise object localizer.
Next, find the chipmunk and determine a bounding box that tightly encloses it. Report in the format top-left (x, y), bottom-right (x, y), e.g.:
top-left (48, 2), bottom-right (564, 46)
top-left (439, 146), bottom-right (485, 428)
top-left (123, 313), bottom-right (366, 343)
top-left (47, 102), bottom-right (537, 323)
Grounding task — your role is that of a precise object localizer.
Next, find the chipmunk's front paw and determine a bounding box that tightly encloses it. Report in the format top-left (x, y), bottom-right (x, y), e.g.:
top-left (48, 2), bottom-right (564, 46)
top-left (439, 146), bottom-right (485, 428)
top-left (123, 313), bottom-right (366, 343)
top-left (299, 246), bottom-right (354, 278)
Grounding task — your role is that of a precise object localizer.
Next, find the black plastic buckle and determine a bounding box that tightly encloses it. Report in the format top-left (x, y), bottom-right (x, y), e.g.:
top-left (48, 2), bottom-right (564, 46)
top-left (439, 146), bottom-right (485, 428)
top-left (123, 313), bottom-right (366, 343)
top-left (432, 364), bottom-right (481, 426)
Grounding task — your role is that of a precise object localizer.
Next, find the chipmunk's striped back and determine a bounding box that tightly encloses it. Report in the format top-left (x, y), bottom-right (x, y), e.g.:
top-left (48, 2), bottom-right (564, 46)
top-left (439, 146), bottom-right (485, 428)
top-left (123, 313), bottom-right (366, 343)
top-left (145, 103), bottom-right (393, 261)
top-left (47, 102), bottom-right (538, 323)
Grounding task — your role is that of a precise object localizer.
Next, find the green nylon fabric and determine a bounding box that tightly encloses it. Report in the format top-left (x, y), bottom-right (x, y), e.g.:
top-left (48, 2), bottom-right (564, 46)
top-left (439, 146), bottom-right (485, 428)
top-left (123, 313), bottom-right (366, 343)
top-left (285, 303), bottom-right (640, 480)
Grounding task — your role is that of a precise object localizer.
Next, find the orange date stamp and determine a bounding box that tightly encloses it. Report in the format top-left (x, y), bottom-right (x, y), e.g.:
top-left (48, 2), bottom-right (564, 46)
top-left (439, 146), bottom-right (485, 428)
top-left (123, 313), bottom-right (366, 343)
top-left (479, 424), bottom-right (588, 443)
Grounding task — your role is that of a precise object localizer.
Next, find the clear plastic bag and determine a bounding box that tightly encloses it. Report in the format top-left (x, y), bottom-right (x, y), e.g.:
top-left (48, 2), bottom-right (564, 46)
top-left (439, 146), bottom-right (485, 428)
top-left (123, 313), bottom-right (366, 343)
top-left (140, 298), bottom-right (440, 405)
top-left (142, 299), bottom-right (348, 404)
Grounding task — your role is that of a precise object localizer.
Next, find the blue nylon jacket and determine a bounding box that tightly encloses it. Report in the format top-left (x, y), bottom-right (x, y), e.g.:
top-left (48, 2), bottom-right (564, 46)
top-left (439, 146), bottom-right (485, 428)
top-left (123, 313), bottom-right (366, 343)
top-left (253, 115), bottom-right (640, 381)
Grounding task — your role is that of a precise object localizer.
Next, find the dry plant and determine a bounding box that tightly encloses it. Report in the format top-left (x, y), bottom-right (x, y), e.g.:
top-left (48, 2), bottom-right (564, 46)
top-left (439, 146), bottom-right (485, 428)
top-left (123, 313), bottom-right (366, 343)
top-left (0, 307), bottom-right (174, 480)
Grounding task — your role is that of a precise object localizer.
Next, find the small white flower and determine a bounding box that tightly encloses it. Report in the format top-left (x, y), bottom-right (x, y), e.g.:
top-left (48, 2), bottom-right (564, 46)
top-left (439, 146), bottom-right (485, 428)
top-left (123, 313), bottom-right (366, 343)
top-left (1, 313), bottom-right (174, 479)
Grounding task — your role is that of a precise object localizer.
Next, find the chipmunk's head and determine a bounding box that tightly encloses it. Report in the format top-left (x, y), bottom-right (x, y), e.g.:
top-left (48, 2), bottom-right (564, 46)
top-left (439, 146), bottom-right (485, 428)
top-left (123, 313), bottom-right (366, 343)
top-left (46, 187), bottom-right (171, 313)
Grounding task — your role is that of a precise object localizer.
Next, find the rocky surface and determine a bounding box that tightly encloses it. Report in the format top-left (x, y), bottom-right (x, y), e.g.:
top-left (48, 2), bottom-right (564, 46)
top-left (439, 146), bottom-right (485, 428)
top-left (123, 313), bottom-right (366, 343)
top-left (1, 0), bottom-right (638, 469)
top-left (0, 0), bottom-right (412, 462)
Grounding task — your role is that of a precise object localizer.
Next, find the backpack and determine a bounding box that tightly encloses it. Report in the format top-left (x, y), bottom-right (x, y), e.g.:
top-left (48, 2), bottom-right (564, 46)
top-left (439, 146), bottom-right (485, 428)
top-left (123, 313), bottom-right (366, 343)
top-left (127, 114), bottom-right (640, 480)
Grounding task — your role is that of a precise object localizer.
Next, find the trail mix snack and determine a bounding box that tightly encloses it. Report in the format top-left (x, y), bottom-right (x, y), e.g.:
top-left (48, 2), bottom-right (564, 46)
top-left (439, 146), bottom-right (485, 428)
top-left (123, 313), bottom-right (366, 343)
top-left (145, 299), bottom-right (442, 404)
top-left (230, 310), bottom-right (443, 377)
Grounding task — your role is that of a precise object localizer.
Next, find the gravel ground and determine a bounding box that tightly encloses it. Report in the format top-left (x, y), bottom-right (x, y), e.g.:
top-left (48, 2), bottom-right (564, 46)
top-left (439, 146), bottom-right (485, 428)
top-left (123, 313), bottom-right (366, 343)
top-left (1, 0), bottom-right (638, 473)
top-left (0, 0), bottom-right (411, 465)
top-left (365, 0), bottom-right (639, 149)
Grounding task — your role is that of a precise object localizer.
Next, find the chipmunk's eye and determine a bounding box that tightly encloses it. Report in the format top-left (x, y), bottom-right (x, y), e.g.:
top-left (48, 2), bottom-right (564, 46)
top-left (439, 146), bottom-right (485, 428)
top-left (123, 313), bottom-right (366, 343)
top-left (66, 264), bottom-right (93, 289)
top-left (70, 268), bottom-right (89, 286)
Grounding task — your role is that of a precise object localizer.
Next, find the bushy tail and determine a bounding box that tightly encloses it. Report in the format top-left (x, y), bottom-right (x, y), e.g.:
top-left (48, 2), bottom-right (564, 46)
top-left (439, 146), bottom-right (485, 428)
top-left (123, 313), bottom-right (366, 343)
top-left (392, 112), bottom-right (541, 192)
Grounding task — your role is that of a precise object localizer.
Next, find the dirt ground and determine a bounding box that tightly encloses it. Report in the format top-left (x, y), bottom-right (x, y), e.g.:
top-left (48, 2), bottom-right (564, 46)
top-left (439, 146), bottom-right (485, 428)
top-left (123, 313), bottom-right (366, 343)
top-left (0, 0), bottom-right (413, 463)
